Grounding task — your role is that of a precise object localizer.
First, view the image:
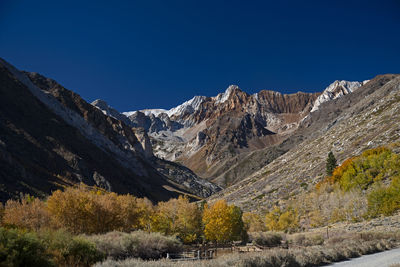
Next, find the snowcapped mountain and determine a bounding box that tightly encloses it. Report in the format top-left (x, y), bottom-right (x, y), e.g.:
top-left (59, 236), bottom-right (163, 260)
top-left (213, 85), bottom-right (239, 104)
top-left (168, 95), bottom-right (207, 118)
top-left (93, 79), bottom-right (369, 188)
top-left (115, 85), bottom-right (320, 185)
top-left (310, 80), bottom-right (369, 112)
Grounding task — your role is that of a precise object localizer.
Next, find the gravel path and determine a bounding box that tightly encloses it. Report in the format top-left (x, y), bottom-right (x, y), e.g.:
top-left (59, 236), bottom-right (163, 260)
top-left (327, 247), bottom-right (400, 267)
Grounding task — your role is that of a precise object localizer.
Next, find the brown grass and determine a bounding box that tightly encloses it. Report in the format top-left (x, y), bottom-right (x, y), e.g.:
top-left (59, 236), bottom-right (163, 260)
top-left (95, 231), bottom-right (400, 267)
top-left (86, 230), bottom-right (182, 260)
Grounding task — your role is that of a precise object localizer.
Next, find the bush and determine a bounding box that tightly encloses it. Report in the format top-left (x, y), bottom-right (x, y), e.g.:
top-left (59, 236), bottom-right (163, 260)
top-left (289, 233), bottom-right (324, 246)
top-left (0, 227), bottom-right (103, 267)
top-left (0, 227), bottom-right (54, 267)
top-left (249, 232), bottom-right (283, 247)
top-left (40, 230), bottom-right (104, 266)
top-left (367, 176), bottom-right (400, 217)
top-left (87, 230), bottom-right (182, 260)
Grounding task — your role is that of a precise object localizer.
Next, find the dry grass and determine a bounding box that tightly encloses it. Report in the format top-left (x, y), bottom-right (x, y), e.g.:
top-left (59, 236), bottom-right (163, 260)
top-left (95, 231), bottom-right (400, 267)
top-left (86, 230), bottom-right (182, 260)
top-left (248, 232), bottom-right (283, 247)
top-left (288, 233), bottom-right (324, 246)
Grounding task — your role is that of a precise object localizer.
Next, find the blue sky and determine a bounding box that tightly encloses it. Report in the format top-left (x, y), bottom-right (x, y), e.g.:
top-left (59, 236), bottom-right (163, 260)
top-left (1, 0), bottom-right (399, 112)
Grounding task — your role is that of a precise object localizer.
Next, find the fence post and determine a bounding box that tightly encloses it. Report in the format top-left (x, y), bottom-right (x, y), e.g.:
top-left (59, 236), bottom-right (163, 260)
top-left (166, 253), bottom-right (169, 259)
top-left (197, 250), bottom-right (200, 259)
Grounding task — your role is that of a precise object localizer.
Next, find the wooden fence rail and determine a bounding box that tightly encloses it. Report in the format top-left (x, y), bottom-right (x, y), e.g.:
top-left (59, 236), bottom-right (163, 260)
top-left (166, 250), bottom-right (214, 261)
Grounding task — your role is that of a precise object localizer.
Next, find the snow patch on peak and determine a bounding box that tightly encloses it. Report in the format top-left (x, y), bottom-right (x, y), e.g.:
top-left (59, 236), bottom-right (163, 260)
top-left (214, 85), bottom-right (240, 104)
top-left (325, 80), bottom-right (362, 94)
top-left (252, 92), bottom-right (259, 102)
top-left (123, 84), bottom-right (242, 119)
top-left (167, 95), bottom-right (207, 117)
top-left (140, 109), bottom-right (168, 117)
top-left (311, 80), bottom-right (368, 113)
top-left (122, 111), bottom-right (138, 117)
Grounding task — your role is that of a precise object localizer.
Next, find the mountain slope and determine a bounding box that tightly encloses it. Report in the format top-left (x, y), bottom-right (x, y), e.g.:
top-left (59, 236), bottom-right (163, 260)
top-left (0, 58), bottom-right (219, 202)
top-left (208, 74), bottom-right (400, 213)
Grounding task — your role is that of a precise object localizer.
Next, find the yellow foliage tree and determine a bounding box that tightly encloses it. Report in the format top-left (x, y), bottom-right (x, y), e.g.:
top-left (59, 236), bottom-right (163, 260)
top-left (265, 206), bottom-right (299, 232)
top-left (202, 199), bottom-right (245, 243)
top-left (151, 195), bottom-right (202, 243)
top-left (243, 212), bottom-right (267, 232)
top-left (134, 197), bottom-right (154, 232)
top-left (47, 185), bottom-right (149, 234)
top-left (265, 206), bottom-right (281, 231)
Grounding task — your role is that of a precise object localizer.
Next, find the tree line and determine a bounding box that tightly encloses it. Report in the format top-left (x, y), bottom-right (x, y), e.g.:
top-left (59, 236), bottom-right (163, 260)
top-left (0, 186), bottom-right (250, 244)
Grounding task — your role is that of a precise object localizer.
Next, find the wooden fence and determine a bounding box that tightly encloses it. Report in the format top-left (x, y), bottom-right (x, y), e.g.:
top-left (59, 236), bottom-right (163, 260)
top-left (166, 250), bottom-right (214, 261)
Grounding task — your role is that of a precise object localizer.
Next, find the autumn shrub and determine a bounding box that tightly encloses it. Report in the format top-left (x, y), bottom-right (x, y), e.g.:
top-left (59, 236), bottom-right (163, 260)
top-left (265, 206), bottom-right (299, 232)
top-left (367, 176), bottom-right (400, 217)
top-left (242, 212), bottom-right (267, 232)
top-left (0, 227), bottom-right (54, 267)
top-left (3, 195), bottom-right (52, 231)
top-left (248, 232), bottom-right (283, 247)
top-left (306, 147), bottom-right (400, 223)
top-left (87, 230), bottom-right (182, 260)
top-left (330, 147), bottom-right (400, 191)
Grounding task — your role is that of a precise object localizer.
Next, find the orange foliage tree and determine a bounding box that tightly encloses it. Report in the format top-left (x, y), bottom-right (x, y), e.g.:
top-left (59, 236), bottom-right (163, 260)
top-left (3, 195), bottom-right (51, 231)
top-left (47, 185), bottom-right (151, 234)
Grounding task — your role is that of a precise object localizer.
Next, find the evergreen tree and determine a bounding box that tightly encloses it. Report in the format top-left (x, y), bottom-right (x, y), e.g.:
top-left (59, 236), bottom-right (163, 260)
top-left (326, 151), bottom-right (337, 176)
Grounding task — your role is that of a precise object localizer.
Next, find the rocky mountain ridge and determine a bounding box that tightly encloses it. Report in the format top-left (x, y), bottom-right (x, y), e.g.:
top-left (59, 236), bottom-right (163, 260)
top-left (93, 79), bottom-right (366, 187)
top-left (0, 58), bottom-right (220, 202)
top-left (208, 74), bottom-right (400, 213)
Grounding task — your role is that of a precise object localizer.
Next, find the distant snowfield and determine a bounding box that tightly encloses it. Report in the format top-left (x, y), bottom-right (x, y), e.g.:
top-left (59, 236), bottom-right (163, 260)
top-left (327, 247), bottom-right (400, 267)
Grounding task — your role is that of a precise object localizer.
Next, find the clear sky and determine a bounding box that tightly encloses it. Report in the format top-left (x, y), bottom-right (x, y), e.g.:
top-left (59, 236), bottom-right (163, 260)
top-left (1, 0), bottom-right (399, 112)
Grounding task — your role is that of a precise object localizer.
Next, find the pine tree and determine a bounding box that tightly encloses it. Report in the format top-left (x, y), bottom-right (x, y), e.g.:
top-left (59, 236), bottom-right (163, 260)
top-left (326, 151), bottom-right (337, 176)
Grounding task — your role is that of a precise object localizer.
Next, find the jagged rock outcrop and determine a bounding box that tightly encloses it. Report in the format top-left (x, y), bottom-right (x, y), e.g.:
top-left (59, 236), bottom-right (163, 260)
top-left (310, 80), bottom-right (369, 113)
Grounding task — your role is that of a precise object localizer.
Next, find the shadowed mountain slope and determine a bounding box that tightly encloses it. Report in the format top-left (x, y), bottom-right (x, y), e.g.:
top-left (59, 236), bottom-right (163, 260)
top-left (0, 58), bottom-right (220, 202)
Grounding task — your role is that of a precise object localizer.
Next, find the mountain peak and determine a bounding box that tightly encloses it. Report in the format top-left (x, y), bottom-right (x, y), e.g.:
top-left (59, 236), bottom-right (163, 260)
top-left (310, 80), bottom-right (367, 113)
top-left (214, 84), bottom-right (241, 104)
top-left (91, 99), bottom-right (109, 109)
top-left (167, 95), bottom-right (207, 117)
